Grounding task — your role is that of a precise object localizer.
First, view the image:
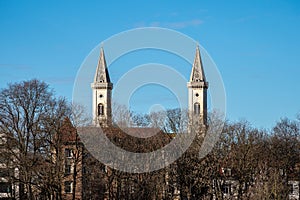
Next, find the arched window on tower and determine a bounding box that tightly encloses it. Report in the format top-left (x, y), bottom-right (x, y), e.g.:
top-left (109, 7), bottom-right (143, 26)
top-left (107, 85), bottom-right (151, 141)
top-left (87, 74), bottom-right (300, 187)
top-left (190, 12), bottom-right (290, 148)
top-left (98, 103), bottom-right (104, 116)
top-left (194, 103), bottom-right (200, 115)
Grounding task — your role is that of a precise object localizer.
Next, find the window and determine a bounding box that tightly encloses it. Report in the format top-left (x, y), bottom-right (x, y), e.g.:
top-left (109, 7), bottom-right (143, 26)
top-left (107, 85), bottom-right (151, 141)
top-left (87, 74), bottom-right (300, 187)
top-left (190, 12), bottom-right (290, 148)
top-left (100, 165), bottom-right (108, 173)
top-left (65, 148), bottom-right (72, 158)
top-left (65, 164), bottom-right (72, 175)
top-left (0, 182), bottom-right (11, 193)
top-left (288, 181), bottom-right (299, 195)
top-left (98, 103), bottom-right (104, 116)
top-left (130, 185), bottom-right (135, 193)
top-left (221, 168), bottom-right (232, 177)
top-left (222, 183), bottom-right (231, 195)
top-left (64, 181), bottom-right (72, 193)
top-left (194, 103), bottom-right (200, 115)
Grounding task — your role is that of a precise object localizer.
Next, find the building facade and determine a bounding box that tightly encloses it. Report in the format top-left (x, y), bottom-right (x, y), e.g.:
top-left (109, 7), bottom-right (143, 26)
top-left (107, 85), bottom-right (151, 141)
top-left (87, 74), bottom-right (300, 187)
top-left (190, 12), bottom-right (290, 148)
top-left (59, 46), bottom-right (300, 200)
top-left (59, 46), bottom-right (209, 200)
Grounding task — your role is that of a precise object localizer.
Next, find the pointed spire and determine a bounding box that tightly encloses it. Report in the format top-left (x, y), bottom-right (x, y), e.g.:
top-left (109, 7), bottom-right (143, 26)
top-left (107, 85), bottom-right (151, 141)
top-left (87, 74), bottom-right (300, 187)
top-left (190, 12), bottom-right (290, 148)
top-left (94, 47), bottom-right (111, 83)
top-left (190, 45), bottom-right (206, 82)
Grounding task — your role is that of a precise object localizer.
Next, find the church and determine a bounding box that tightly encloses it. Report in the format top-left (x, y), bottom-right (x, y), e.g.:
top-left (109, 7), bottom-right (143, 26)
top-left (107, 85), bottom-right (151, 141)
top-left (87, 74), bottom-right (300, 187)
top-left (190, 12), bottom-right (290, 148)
top-left (59, 46), bottom-right (209, 200)
top-left (91, 46), bottom-right (208, 128)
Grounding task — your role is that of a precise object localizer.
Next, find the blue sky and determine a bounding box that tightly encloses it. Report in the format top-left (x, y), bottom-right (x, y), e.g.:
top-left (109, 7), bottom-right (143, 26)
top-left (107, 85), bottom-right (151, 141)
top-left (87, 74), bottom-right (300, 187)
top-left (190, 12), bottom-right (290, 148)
top-left (0, 0), bottom-right (300, 129)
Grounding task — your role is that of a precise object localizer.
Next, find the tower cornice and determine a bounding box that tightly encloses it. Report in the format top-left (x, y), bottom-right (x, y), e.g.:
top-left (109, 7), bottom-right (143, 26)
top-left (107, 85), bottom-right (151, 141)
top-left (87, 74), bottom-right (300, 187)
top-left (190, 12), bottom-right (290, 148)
top-left (187, 81), bottom-right (208, 89)
top-left (91, 82), bottom-right (113, 90)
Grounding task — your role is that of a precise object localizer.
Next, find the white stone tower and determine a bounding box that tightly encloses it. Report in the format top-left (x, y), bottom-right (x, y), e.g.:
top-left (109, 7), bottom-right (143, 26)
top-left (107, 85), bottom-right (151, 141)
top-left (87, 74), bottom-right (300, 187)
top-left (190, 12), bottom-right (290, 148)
top-left (91, 47), bottom-right (113, 127)
top-left (187, 45), bottom-right (208, 129)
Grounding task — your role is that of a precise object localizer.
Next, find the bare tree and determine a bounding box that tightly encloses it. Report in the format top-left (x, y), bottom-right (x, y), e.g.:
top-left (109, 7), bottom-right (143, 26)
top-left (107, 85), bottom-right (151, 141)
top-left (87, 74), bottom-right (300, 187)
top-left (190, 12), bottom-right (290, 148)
top-left (0, 79), bottom-right (70, 200)
top-left (112, 102), bottom-right (133, 127)
top-left (268, 118), bottom-right (300, 199)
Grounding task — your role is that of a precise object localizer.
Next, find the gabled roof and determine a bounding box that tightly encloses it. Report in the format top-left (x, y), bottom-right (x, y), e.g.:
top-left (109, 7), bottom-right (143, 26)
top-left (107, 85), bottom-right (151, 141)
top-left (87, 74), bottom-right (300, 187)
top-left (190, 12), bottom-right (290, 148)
top-left (60, 117), bottom-right (80, 143)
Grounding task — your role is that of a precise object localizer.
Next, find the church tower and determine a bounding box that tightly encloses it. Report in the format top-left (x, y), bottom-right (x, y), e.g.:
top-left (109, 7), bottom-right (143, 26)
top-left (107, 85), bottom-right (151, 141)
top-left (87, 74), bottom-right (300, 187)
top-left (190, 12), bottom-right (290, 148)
top-left (91, 47), bottom-right (113, 127)
top-left (187, 45), bottom-right (208, 129)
